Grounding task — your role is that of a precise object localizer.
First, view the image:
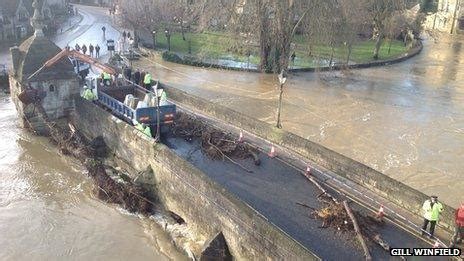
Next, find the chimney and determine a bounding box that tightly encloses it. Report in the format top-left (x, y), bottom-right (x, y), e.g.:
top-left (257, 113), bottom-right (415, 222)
top-left (10, 46), bottom-right (20, 77)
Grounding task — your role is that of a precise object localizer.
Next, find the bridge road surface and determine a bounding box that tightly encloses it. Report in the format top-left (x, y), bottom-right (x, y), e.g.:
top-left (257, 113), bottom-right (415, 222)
top-left (163, 134), bottom-right (432, 260)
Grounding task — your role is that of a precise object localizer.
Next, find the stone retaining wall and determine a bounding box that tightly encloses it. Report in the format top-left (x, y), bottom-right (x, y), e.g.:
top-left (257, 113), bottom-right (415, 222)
top-left (73, 98), bottom-right (319, 260)
top-left (163, 84), bottom-right (455, 233)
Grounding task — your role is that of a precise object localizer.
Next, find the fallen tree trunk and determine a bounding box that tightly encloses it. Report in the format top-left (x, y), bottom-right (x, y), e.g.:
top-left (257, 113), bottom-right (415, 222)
top-left (343, 200), bottom-right (372, 261)
top-left (303, 170), bottom-right (338, 204)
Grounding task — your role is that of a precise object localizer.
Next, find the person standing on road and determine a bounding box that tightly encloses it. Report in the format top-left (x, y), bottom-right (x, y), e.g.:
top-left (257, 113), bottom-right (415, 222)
top-left (95, 44), bottom-right (100, 58)
top-left (81, 84), bottom-right (96, 101)
top-left (421, 196), bottom-right (444, 238)
top-left (82, 44), bottom-right (87, 55)
top-left (102, 72), bottom-right (112, 86)
top-left (133, 69), bottom-right (141, 85)
top-left (124, 66), bottom-right (132, 81)
top-left (143, 73), bottom-right (152, 90)
top-left (450, 203), bottom-right (464, 247)
top-left (75, 43), bottom-right (80, 52)
top-left (140, 71), bottom-right (146, 86)
top-left (89, 44), bottom-right (94, 57)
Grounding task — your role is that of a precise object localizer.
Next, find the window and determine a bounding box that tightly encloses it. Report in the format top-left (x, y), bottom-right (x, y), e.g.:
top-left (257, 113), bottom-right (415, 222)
top-left (49, 84), bottom-right (55, 92)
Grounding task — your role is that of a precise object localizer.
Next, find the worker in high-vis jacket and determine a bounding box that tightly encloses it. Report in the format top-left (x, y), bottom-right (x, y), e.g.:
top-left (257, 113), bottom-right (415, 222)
top-left (135, 122), bottom-right (152, 137)
top-left (81, 84), bottom-right (96, 101)
top-left (143, 73), bottom-right (152, 90)
top-left (421, 195), bottom-right (443, 238)
top-left (103, 72), bottom-right (112, 86)
top-left (159, 89), bottom-right (168, 106)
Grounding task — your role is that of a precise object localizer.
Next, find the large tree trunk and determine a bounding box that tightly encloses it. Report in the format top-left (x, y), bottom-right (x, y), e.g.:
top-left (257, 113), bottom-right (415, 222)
top-left (373, 31), bottom-right (384, 60)
top-left (258, 0), bottom-right (271, 72)
top-left (260, 43), bottom-right (272, 72)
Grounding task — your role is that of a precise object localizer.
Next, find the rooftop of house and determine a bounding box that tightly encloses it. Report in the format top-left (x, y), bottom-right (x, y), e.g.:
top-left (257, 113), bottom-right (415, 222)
top-left (14, 34), bottom-right (76, 82)
top-left (9, 0), bottom-right (76, 83)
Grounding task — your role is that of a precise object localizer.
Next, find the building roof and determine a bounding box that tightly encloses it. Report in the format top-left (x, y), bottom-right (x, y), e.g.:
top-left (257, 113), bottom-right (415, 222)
top-left (16, 34), bottom-right (75, 82)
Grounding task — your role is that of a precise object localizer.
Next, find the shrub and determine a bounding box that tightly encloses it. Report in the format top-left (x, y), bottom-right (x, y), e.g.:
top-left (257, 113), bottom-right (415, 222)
top-left (162, 51), bottom-right (183, 63)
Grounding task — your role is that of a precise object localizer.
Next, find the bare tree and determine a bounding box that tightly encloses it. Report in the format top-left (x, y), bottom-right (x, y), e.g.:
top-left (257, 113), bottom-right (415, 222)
top-left (365, 0), bottom-right (406, 60)
top-left (339, 0), bottom-right (369, 64)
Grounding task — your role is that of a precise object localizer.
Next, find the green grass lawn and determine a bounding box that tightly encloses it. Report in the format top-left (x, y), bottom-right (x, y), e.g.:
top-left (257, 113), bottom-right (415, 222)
top-left (155, 31), bottom-right (409, 68)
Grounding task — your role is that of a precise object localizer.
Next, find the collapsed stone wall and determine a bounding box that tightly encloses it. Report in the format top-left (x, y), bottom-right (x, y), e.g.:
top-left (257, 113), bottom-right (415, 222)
top-left (162, 85), bottom-right (456, 233)
top-left (73, 98), bottom-right (318, 260)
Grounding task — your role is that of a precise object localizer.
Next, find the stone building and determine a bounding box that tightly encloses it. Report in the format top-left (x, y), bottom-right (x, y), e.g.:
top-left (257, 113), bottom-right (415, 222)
top-left (0, 0), bottom-right (67, 40)
top-left (9, 0), bottom-right (79, 133)
top-left (427, 0), bottom-right (464, 33)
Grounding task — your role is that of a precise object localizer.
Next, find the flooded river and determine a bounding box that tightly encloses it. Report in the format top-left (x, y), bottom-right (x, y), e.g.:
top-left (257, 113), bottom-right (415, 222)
top-left (0, 95), bottom-right (184, 260)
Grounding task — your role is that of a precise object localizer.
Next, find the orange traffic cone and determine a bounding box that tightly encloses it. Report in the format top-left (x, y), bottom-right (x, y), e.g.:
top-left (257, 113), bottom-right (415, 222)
top-left (268, 146), bottom-right (276, 158)
top-left (238, 130), bottom-right (244, 143)
top-left (305, 165), bottom-right (311, 176)
top-left (376, 205), bottom-right (385, 221)
top-left (433, 240), bottom-right (440, 248)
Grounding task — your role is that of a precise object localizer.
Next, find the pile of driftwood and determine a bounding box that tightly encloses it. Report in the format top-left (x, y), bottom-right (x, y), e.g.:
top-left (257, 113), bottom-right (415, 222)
top-left (32, 102), bottom-right (154, 216)
top-left (299, 173), bottom-right (397, 260)
top-left (172, 113), bottom-right (260, 170)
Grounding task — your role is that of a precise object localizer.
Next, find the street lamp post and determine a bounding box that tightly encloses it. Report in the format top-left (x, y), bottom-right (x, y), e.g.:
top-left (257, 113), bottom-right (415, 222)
top-left (165, 29), bottom-right (171, 52)
top-left (276, 70), bottom-right (287, 129)
top-left (152, 30), bottom-right (157, 50)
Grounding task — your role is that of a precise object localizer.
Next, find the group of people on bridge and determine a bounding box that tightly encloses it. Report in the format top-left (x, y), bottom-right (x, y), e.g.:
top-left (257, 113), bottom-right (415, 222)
top-left (75, 43), bottom-right (101, 58)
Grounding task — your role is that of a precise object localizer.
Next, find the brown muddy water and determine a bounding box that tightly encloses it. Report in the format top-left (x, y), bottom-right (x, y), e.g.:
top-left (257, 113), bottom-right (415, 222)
top-left (137, 34), bottom-right (464, 208)
top-left (0, 94), bottom-right (185, 260)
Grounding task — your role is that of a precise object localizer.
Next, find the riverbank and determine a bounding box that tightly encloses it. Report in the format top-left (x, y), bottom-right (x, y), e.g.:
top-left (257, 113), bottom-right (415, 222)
top-left (150, 31), bottom-right (412, 71)
top-left (156, 40), bottom-right (422, 73)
